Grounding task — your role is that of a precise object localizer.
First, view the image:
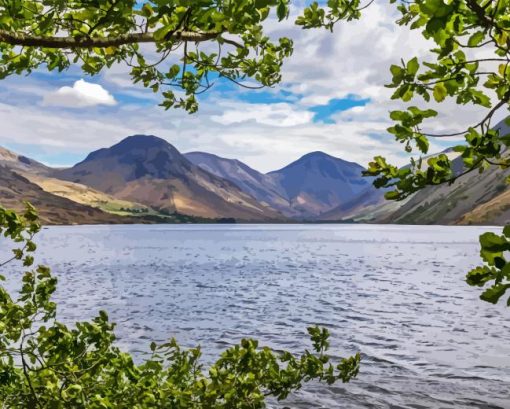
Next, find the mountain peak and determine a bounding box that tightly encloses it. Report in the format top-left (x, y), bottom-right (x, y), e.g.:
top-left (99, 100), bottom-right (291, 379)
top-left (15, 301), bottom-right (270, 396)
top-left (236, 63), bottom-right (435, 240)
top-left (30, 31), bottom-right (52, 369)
top-left (269, 151), bottom-right (363, 176)
top-left (301, 151), bottom-right (332, 159)
top-left (296, 151), bottom-right (361, 168)
top-left (266, 150), bottom-right (371, 216)
top-left (55, 136), bottom-right (282, 221)
top-left (114, 134), bottom-right (170, 150)
top-left (83, 135), bottom-right (178, 163)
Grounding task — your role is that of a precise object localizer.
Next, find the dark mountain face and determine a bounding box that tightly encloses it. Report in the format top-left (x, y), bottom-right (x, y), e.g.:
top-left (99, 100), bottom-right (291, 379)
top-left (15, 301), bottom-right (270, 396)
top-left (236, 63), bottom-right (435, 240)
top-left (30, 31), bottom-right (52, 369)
top-left (267, 151), bottom-right (378, 218)
top-left (71, 135), bottom-right (191, 182)
top-left (186, 150), bottom-right (383, 219)
top-left (55, 135), bottom-right (282, 221)
top-left (185, 151), bottom-right (291, 212)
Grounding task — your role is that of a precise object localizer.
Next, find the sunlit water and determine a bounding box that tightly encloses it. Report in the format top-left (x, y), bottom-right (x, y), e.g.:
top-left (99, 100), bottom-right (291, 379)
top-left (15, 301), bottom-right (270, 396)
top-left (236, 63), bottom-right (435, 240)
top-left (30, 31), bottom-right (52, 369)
top-left (3, 224), bottom-right (510, 408)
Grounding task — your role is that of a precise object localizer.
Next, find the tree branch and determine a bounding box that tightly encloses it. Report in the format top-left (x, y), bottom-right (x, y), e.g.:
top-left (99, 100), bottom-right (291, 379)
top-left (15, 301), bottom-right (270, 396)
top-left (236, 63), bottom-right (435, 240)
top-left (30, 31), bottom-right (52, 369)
top-left (421, 91), bottom-right (510, 138)
top-left (0, 30), bottom-right (220, 48)
top-left (220, 37), bottom-right (245, 49)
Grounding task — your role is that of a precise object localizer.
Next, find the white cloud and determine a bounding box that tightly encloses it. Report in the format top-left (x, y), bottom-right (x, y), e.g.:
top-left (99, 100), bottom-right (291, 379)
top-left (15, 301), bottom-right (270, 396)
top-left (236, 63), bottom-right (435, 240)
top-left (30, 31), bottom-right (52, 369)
top-left (0, 2), bottom-right (500, 173)
top-left (211, 102), bottom-right (313, 127)
top-left (0, 98), bottom-right (410, 173)
top-left (43, 79), bottom-right (116, 108)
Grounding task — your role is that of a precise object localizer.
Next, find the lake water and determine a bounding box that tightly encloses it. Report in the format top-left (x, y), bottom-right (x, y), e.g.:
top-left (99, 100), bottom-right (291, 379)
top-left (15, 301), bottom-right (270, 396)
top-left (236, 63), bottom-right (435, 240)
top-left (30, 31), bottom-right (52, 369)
top-left (4, 224), bottom-right (510, 408)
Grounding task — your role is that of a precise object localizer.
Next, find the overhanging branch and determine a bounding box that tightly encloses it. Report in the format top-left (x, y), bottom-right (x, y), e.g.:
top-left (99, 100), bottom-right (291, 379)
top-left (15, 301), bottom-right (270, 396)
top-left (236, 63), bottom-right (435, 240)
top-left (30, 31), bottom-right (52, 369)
top-left (0, 29), bottom-right (220, 48)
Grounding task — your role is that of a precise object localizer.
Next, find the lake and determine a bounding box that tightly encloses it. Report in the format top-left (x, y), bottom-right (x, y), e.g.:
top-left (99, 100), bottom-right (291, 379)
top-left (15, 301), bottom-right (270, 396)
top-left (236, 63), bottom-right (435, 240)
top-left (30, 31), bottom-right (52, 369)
top-left (6, 224), bottom-right (510, 408)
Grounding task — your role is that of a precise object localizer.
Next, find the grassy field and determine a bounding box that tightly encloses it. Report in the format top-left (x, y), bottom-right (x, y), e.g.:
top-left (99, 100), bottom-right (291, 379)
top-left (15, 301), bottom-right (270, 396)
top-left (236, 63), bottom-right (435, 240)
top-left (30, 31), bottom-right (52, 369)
top-left (25, 174), bottom-right (156, 216)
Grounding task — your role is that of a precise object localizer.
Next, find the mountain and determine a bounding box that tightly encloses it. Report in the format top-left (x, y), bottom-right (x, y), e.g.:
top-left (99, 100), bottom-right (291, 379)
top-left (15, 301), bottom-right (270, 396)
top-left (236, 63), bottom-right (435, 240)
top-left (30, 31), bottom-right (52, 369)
top-left (380, 153), bottom-right (510, 225)
top-left (373, 122), bottom-right (510, 225)
top-left (54, 135), bottom-right (282, 221)
top-left (0, 165), bottom-right (136, 225)
top-left (0, 146), bottom-right (52, 175)
top-left (0, 146), bottom-right (165, 219)
top-left (318, 185), bottom-right (388, 221)
top-left (267, 151), bottom-right (383, 219)
top-left (8, 131), bottom-right (510, 225)
top-left (184, 151), bottom-right (292, 215)
top-left (185, 151), bottom-right (385, 219)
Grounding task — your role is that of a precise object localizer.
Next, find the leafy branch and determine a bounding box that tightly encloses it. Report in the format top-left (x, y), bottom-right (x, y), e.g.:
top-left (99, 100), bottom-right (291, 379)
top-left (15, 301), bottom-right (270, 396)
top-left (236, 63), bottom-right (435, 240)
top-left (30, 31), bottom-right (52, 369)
top-left (313, 0), bottom-right (510, 305)
top-left (0, 204), bottom-right (360, 407)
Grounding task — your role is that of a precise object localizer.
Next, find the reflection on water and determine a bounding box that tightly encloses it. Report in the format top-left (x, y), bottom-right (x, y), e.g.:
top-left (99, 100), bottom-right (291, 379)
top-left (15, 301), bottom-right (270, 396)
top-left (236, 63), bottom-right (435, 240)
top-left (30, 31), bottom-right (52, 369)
top-left (5, 224), bottom-right (510, 408)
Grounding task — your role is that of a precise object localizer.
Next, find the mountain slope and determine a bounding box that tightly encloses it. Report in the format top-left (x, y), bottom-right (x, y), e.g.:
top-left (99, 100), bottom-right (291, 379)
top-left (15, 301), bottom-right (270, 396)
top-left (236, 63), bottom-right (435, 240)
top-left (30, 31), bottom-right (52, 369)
top-left (0, 146), bottom-right (52, 175)
top-left (185, 151), bottom-right (291, 215)
top-left (0, 146), bottom-right (162, 218)
top-left (26, 174), bottom-right (155, 216)
top-left (267, 151), bottom-right (382, 219)
top-left (55, 135), bottom-right (282, 221)
top-left (318, 185), bottom-right (387, 221)
top-left (323, 148), bottom-right (462, 223)
top-left (458, 187), bottom-right (510, 225)
top-left (378, 121), bottom-right (510, 225)
top-left (382, 156), bottom-right (510, 225)
top-left (0, 166), bottom-right (134, 225)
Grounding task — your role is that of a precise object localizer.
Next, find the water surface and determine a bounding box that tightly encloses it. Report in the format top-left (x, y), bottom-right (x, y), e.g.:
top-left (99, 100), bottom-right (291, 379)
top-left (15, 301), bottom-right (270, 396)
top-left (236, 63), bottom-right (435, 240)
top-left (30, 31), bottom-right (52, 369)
top-left (6, 224), bottom-right (510, 408)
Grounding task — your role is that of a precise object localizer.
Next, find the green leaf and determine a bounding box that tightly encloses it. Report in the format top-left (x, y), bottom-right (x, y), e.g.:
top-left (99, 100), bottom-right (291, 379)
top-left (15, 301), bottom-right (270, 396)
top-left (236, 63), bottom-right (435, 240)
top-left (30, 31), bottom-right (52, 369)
top-left (480, 284), bottom-right (510, 304)
top-left (416, 134), bottom-right (430, 153)
top-left (277, 1), bottom-right (288, 21)
top-left (433, 83), bottom-right (447, 102)
top-left (466, 266), bottom-right (494, 286)
top-left (389, 110), bottom-right (407, 121)
top-left (467, 31), bottom-right (485, 47)
top-left (407, 57), bottom-right (419, 76)
top-left (480, 232), bottom-right (509, 252)
top-left (384, 191), bottom-right (401, 200)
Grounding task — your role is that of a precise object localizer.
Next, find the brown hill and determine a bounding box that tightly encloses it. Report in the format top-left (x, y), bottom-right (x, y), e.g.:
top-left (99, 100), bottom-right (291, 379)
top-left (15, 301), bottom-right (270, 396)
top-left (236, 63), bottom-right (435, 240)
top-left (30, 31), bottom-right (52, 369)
top-left (0, 166), bottom-right (135, 225)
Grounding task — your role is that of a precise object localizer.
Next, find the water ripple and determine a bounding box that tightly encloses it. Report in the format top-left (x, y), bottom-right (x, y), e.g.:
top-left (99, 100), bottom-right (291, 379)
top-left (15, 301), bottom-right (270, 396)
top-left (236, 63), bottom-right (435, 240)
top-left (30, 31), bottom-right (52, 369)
top-left (3, 224), bottom-right (510, 408)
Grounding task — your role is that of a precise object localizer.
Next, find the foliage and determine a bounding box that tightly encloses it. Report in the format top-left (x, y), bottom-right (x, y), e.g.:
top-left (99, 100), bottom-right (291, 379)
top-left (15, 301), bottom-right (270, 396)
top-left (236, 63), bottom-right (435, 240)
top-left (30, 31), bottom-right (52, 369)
top-left (467, 226), bottom-right (510, 305)
top-left (302, 0), bottom-right (510, 305)
top-left (357, 0), bottom-right (510, 201)
top-left (0, 0), bottom-right (376, 113)
top-left (0, 204), bottom-right (360, 408)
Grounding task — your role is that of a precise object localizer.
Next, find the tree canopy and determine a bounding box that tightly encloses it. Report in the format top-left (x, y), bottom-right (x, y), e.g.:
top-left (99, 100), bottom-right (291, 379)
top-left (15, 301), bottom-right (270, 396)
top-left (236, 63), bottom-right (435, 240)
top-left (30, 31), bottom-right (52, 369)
top-left (0, 0), bottom-right (371, 112)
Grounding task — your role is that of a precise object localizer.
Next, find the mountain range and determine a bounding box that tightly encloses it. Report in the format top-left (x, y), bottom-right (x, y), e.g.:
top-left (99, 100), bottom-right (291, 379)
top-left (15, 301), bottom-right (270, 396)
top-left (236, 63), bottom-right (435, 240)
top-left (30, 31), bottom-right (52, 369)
top-left (1, 133), bottom-right (509, 225)
top-left (185, 150), bottom-right (380, 219)
top-left (55, 135), bottom-right (281, 221)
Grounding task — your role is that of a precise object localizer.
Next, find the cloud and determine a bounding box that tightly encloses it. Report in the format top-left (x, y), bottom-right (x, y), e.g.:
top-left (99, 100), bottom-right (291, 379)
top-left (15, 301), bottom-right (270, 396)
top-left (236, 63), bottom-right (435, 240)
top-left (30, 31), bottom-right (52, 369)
top-left (43, 79), bottom-right (116, 108)
top-left (0, 2), bottom-right (498, 173)
top-left (0, 97), bottom-right (413, 173)
top-left (211, 102), bottom-right (313, 127)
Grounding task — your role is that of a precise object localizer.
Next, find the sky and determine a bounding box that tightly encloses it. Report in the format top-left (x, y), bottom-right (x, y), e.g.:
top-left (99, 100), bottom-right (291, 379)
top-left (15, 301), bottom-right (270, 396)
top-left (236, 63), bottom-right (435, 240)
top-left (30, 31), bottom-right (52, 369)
top-left (0, 2), bottom-right (492, 173)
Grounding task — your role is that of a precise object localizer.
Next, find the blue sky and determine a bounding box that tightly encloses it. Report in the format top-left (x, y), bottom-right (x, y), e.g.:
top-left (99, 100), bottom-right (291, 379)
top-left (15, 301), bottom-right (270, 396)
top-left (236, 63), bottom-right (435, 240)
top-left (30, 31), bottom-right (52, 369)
top-left (0, 3), bottom-right (473, 173)
top-left (310, 97), bottom-right (370, 124)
